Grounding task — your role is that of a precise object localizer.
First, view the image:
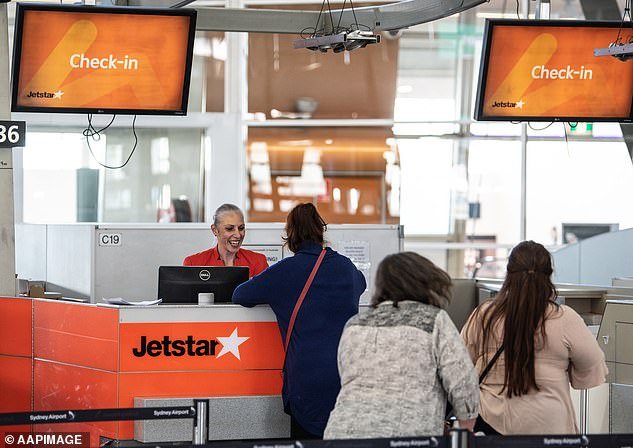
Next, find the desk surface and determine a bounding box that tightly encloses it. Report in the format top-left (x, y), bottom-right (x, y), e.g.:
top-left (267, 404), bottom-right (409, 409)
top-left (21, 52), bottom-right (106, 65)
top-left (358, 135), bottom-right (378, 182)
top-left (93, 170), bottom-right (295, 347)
top-left (31, 298), bottom-right (278, 323)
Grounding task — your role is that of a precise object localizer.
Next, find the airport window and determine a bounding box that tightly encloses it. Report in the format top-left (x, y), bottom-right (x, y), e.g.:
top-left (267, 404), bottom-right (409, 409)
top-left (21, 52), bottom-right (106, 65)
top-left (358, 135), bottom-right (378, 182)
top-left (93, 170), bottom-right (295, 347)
top-left (248, 32), bottom-right (399, 119)
top-left (398, 138), bottom-right (452, 235)
top-left (196, 31), bottom-right (226, 113)
top-left (525, 139), bottom-right (633, 244)
top-left (465, 140), bottom-right (522, 246)
top-left (22, 132), bottom-right (90, 224)
top-left (21, 128), bottom-right (205, 224)
top-left (246, 127), bottom-right (400, 224)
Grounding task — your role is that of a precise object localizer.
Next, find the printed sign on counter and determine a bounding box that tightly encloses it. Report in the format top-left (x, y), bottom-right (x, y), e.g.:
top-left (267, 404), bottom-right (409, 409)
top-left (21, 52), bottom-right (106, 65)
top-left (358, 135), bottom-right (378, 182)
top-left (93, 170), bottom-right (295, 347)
top-left (336, 241), bottom-right (370, 264)
top-left (336, 240), bottom-right (371, 304)
top-left (98, 233), bottom-right (122, 246)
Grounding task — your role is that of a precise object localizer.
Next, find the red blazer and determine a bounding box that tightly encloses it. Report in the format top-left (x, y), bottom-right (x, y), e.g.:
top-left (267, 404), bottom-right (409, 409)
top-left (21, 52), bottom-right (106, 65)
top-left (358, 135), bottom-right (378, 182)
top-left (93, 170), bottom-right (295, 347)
top-left (183, 246), bottom-right (268, 277)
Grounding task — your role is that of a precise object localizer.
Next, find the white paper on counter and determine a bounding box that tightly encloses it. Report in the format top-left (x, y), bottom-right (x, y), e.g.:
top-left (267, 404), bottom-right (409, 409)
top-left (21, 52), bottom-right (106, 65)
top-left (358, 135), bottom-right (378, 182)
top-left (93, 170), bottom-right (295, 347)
top-left (102, 297), bottom-right (162, 306)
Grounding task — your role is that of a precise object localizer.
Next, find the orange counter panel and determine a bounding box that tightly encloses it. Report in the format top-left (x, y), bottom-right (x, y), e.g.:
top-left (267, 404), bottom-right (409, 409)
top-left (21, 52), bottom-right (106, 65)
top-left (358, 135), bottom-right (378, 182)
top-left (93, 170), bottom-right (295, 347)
top-left (0, 297), bottom-right (32, 357)
top-left (0, 354), bottom-right (32, 433)
top-left (34, 301), bottom-right (118, 339)
top-left (119, 321), bottom-right (284, 372)
top-left (33, 360), bottom-right (118, 440)
top-left (26, 301), bottom-right (285, 444)
top-left (34, 327), bottom-right (118, 372)
top-left (34, 301), bottom-right (118, 371)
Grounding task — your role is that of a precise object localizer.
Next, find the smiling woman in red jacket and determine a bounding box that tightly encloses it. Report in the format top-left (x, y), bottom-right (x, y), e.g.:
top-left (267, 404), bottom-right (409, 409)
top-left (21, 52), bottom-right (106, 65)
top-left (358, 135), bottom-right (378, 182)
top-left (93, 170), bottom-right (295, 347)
top-left (183, 203), bottom-right (268, 278)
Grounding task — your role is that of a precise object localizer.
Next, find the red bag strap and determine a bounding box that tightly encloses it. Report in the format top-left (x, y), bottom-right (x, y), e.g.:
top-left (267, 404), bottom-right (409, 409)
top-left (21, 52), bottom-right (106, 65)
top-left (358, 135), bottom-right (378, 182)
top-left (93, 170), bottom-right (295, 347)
top-left (282, 248), bottom-right (326, 365)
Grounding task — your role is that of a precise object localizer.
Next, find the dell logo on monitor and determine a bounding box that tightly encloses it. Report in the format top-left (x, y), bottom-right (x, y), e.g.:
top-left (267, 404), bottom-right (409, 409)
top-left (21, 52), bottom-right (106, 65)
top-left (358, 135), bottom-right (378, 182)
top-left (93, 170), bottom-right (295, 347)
top-left (199, 270), bottom-right (211, 281)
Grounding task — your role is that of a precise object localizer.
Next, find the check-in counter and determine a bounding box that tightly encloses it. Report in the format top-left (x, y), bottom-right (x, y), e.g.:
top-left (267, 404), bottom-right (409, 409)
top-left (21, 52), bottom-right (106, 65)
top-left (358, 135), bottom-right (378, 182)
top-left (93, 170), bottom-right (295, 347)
top-left (3, 297), bottom-right (288, 444)
top-left (597, 299), bottom-right (633, 433)
top-left (476, 280), bottom-right (607, 326)
top-left (0, 297), bottom-right (32, 433)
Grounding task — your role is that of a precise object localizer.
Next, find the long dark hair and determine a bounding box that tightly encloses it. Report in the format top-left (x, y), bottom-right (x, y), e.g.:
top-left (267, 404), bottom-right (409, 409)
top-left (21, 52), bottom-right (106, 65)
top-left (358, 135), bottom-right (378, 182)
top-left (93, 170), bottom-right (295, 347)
top-left (468, 240), bottom-right (557, 398)
top-left (283, 203), bottom-right (326, 253)
top-left (372, 252), bottom-right (452, 309)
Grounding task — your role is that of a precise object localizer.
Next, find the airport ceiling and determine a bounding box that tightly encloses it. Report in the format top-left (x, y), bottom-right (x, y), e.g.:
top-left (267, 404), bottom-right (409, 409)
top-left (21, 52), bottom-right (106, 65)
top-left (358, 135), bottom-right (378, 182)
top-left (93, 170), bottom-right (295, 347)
top-left (7, 1), bottom-right (629, 33)
top-left (126, 0), bottom-right (488, 33)
top-left (110, 0), bottom-right (625, 34)
top-left (114, 0), bottom-right (628, 33)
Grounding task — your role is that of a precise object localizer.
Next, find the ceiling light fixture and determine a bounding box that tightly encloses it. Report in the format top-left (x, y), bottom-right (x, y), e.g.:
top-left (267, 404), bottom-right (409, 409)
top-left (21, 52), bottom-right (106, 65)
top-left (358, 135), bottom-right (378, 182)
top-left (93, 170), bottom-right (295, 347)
top-left (594, 42), bottom-right (633, 61)
top-left (294, 30), bottom-right (380, 52)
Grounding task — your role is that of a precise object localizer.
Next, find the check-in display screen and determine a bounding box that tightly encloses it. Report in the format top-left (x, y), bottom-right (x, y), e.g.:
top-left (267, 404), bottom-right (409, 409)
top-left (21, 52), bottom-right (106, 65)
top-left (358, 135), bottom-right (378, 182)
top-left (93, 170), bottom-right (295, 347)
top-left (475, 20), bottom-right (633, 122)
top-left (11, 5), bottom-right (196, 115)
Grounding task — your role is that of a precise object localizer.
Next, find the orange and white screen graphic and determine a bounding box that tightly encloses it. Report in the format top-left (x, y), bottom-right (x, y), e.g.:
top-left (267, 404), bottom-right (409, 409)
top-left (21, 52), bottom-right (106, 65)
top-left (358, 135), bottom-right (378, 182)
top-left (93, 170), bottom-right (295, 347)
top-left (16, 10), bottom-right (192, 111)
top-left (481, 25), bottom-right (633, 118)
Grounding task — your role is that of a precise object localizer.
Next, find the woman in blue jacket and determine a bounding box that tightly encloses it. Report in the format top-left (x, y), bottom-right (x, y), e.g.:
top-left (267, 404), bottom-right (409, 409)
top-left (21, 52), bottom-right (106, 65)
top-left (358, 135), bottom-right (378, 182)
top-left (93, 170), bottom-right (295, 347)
top-left (233, 203), bottom-right (366, 439)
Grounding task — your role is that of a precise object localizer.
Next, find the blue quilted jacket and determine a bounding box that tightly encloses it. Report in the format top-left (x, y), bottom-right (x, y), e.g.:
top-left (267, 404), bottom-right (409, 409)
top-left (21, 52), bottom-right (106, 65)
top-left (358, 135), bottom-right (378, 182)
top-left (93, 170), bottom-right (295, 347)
top-left (233, 241), bottom-right (366, 436)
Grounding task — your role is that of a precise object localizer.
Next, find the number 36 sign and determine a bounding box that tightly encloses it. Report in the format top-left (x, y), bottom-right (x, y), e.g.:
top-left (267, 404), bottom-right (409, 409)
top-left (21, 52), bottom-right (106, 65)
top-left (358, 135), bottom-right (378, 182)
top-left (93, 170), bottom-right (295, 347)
top-left (0, 121), bottom-right (26, 148)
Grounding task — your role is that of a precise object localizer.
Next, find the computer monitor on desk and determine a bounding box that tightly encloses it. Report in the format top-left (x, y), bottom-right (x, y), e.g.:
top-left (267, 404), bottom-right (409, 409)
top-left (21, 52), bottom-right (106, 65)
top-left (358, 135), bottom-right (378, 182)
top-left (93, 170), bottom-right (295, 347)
top-left (158, 266), bottom-right (249, 304)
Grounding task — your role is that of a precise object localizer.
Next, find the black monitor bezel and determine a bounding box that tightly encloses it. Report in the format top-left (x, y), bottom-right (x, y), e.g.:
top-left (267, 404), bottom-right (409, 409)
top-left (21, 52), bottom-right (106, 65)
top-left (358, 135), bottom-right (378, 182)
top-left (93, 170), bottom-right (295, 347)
top-left (474, 19), bottom-right (633, 123)
top-left (10, 3), bottom-right (197, 116)
top-left (158, 266), bottom-right (249, 304)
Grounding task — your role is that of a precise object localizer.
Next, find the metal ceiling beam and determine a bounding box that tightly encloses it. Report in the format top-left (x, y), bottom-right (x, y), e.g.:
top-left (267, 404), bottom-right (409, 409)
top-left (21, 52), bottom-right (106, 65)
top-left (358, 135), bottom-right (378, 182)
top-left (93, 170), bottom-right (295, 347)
top-left (122, 0), bottom-right (487, 33)
top-left (199, 0), bottom-right (486, 33)
top-left (196, 8), bottom-right (320, 33)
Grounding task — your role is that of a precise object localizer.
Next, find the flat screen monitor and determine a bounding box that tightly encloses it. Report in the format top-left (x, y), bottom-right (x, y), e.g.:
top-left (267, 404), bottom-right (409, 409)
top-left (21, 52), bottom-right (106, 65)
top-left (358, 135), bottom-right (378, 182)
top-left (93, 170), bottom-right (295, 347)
top-left (11, 3), bottom-right (197, 115)
top-left (474, 19), bottom-right (633, 122)
top-left (158, 266), bottom-right (249, 304)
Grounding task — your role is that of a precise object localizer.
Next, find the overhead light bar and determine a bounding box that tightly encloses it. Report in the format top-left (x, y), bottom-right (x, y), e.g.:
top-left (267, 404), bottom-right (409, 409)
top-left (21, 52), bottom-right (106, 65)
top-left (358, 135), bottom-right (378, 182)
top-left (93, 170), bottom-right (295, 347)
top-left (293, 30), bottom-right (380, 52)
top-left (293, 33), bottom-right (347, 51)
top-left (594, 42), bottom-right (633, 61)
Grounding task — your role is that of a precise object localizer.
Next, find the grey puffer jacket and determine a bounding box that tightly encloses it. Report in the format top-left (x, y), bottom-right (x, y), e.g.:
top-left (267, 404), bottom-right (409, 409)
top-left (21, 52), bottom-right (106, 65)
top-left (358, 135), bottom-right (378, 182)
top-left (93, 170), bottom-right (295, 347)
top-left (324, 300), bottom-right (479, 439)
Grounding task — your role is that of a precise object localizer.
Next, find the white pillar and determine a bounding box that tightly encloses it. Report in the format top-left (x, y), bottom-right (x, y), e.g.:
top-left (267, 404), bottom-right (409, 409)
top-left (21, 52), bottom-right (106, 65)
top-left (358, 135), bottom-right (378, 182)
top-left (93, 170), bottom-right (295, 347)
top-left (205, 0), bottom-right (248, 220)
top-left (206, 113), bottom-right (247, 221)
top-left (519, 0), bottom-right (530, 242)
top-left (0, 3), bottom-right (16, 296)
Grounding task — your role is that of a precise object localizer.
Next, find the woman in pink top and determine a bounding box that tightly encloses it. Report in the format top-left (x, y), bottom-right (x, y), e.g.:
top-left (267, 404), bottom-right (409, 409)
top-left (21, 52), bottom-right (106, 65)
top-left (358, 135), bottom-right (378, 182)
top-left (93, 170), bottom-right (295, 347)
top-left (462, 241), bottom-right (607, 435)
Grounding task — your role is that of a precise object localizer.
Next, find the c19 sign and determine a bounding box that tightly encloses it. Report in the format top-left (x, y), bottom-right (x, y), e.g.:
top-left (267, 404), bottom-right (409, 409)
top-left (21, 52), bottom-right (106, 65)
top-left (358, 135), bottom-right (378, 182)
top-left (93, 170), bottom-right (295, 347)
top-left (0, 121), bottom-right (26, 148)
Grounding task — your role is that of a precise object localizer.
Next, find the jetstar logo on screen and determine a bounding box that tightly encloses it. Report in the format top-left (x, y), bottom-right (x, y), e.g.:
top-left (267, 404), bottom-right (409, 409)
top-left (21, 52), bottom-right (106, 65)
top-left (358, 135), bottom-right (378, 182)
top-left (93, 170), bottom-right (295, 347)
top-left (25, 90), bottom-right (64, 99)
top-left (492, 99), bottom-right (525, 109)
top-left (132, 328), bottom-right (249, 360)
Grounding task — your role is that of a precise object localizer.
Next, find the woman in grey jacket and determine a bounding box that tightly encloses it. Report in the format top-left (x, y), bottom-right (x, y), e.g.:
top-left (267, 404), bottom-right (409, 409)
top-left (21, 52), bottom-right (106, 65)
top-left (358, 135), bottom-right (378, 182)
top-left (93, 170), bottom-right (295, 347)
top-left (324, 252), bottom-right (480, 438)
